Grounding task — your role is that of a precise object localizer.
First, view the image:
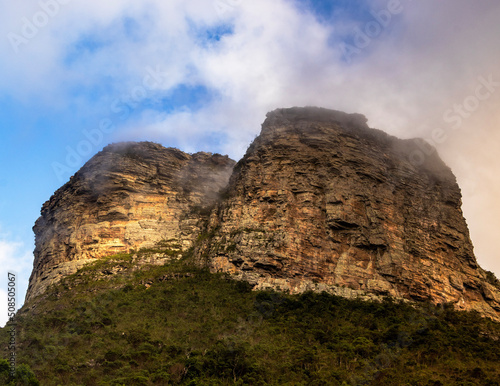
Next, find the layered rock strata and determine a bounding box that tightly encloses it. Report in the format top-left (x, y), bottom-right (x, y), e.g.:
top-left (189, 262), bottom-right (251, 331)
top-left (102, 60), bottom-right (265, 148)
top-left (26, 142), bottom-right (235, 302)
top-left (196, 107), bottom-right (500, 320)
top-left (26, 108), bottom-right (500, 321)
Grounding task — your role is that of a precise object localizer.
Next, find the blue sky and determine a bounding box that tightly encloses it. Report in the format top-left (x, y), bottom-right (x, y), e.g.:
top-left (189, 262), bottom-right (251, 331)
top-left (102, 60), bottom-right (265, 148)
top-left (1, 0), bottom-right (500, 326)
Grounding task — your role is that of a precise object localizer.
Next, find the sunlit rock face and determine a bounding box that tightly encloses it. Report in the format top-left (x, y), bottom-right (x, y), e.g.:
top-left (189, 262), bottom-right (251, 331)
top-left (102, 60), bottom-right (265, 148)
top-left (196, 107), bottom-right (500, 321)
top-left (26, 108), bottom-right (500, 321)
top-left (26, 142), bottom-right (235, 302)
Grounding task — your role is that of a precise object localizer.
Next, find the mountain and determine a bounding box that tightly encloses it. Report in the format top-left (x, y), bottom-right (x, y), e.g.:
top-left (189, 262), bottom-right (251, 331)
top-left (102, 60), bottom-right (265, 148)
top-left (196, 107), bottom-right (500, 321)
top-left (26, 107), bottom-right (500, 321)
top-left (27, 144), bottom-right (235, 301)
top-left (4, 106), bottom-right (500, 385)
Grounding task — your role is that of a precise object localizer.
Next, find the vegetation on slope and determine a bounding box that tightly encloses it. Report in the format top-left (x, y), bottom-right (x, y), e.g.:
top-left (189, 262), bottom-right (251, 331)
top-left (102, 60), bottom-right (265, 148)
top-left (1, 251), bottom-right (500, 385)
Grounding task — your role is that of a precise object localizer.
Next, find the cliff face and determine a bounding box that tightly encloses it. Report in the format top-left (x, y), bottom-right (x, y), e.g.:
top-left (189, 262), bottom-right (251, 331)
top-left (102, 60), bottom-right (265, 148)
top-left (196, 107), bottom-right (500, 320)
top-left (26, 108), bottom-right (500, 321)
top-left (27, 142), bottom-right (235, 302)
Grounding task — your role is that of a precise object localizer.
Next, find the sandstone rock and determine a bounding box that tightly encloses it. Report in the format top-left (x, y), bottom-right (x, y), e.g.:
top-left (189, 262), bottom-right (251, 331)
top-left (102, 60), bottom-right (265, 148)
top-left (196, 107), bottom-right (500, 321)
top-left (25, 108), bottom-right (500, 322)
top-left (26, 142), bottom-right (235, 302)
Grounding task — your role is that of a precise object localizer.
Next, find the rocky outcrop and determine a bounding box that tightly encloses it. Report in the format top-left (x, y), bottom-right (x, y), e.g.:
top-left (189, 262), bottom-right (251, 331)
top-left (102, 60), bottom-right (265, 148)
top-left (26, 108), bottom-right (500, 321)
top-left (196, 107), bottom-right (500, 320)
top-left (26, 142), bottom-right (235, 302)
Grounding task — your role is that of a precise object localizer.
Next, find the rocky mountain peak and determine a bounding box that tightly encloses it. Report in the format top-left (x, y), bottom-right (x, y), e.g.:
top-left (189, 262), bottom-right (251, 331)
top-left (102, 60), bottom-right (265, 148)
top-left (26, 108), bottom-right (500, 321)
top-left (27, 142), bottom-right (235, 301)
top-left (197, 107), bottom-right (500, 320)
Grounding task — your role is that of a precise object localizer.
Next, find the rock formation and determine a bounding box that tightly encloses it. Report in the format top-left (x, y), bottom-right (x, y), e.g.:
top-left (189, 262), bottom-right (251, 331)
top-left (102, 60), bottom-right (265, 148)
top-left (26, 108), bottom-right (500, 321)
top-left (196, 107), bottom-right (500, 320)
top-left (26, 142), bottom-right (235, 302)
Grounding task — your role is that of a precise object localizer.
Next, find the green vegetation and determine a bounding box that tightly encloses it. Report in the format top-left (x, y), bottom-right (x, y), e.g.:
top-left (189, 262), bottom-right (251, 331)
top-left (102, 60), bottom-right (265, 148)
top-left (78, 253), bottom-right (134, 273)
top-left (0, 359), bottom-right (39, 385)
top-left (135, 239), bottom-right (183, 257)
top-left (1, 254), bottom-right (500, 385)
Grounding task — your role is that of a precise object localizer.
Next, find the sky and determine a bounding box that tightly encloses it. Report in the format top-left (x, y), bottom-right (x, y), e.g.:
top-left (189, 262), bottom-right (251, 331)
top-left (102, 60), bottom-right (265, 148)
top-left (0, 0), bottom-right (499, 326)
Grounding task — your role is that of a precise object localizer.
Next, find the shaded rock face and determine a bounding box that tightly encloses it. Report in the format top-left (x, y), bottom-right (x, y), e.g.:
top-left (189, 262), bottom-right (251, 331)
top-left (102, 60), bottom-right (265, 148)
top-left (196, 107), bottom-right (500, 320)
top-left (26, 142), bottom-right (235, 302)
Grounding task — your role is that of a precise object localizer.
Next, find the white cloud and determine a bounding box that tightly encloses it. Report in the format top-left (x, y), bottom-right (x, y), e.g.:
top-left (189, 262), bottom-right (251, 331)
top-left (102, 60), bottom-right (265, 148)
top-left (0, 234), bottom-right (33, 327)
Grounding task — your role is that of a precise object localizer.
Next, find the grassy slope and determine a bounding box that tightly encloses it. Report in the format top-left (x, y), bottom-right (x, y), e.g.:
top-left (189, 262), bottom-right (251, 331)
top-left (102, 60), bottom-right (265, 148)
top-left (1, 251), bottom-right (500, 386)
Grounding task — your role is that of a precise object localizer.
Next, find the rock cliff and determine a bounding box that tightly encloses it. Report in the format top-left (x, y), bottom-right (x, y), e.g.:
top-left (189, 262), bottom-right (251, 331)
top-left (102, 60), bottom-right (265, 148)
top-left (196, 107), bottom-right (500, 320)
top-left (26, 108), bottom-right (500, 321)
top-left (26, 142), bottom-right (235, 302)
